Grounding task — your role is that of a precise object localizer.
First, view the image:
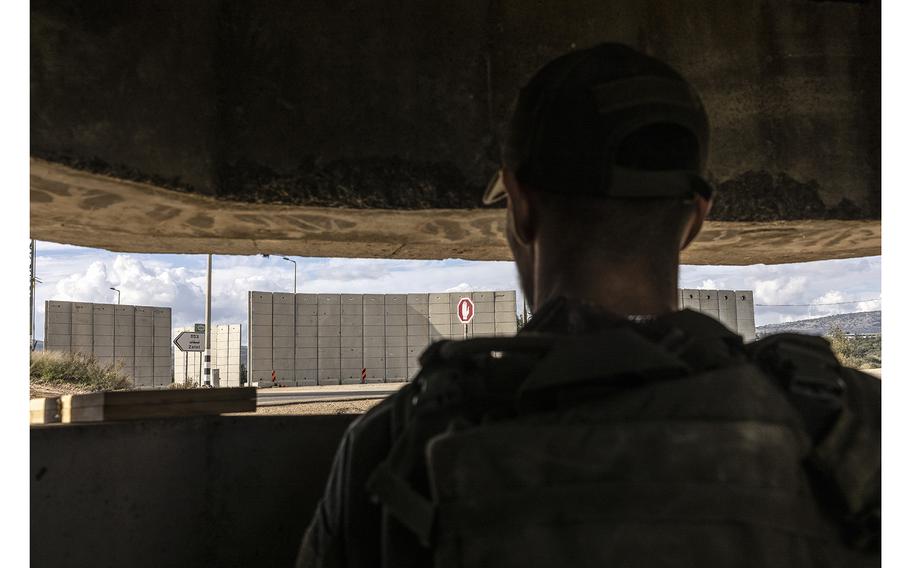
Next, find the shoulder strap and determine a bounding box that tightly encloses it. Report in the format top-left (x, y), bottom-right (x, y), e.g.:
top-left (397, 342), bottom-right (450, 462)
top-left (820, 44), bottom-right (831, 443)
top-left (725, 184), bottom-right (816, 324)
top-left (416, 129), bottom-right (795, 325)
top-left (746, 333), bottom-right (880, 551)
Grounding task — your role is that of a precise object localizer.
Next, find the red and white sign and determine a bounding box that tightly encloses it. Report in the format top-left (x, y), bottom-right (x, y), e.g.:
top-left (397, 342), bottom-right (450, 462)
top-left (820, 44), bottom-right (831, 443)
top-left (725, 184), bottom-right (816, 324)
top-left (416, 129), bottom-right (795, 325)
top-left (456, 297), bottom-right (475, 324)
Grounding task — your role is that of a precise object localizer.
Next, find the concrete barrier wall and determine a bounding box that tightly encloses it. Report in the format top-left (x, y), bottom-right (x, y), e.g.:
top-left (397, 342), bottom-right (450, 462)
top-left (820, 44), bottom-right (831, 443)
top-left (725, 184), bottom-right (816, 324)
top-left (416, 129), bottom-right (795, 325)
top-left (679, 289), bottom-right (756, 341)
top-left (173, 324), bottom-right (242, 386)
top-left (31, 415), bottom-right (356, 568)
top-left (250, 290), bottom-right (519, 387)
top-left (44, 300), bottom-right (172, 387)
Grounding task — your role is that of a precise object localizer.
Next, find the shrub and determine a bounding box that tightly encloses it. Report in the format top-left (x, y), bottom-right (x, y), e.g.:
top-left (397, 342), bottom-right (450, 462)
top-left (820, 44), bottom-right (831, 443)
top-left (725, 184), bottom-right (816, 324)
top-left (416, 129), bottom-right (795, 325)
top-left (30, 351), bottom-right (133, 392)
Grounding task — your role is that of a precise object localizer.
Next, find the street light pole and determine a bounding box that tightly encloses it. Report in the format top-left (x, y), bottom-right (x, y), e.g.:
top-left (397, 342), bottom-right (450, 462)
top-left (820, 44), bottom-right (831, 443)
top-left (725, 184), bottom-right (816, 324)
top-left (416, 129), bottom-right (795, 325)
top-left (30, 240), bottom-right (36, 351)
top-left (281, 257), bottom-right (297, 293)
top-left (204, 254), bottom-right (213, 387)
top-left (110, 287), bottom-right (121, 305)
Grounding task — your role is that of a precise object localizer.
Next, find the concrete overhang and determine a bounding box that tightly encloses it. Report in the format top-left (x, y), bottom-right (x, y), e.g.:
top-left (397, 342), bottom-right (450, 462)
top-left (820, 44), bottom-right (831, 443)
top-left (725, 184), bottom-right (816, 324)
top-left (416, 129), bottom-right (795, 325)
top-left (30, 0), bottom-right (880, 264)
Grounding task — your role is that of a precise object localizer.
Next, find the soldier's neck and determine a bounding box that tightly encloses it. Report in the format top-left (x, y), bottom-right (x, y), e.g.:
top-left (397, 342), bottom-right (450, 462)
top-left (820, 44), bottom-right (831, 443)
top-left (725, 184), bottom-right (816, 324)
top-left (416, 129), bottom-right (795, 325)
top-left (534, 257), bottom-right (679, 317)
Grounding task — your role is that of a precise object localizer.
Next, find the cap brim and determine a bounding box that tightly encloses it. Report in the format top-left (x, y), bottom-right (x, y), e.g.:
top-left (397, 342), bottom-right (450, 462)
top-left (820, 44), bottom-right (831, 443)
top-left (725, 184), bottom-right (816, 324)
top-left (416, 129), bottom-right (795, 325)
top-left (482, 170), bottom-right (507, 205)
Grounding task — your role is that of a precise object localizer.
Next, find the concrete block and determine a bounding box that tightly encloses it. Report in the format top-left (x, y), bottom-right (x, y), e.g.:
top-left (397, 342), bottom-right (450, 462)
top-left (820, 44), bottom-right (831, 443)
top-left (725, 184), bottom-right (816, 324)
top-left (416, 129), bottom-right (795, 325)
top-left (363, 315), bottom-right (385, 326)
top-left (318, 335), bottom-right (340, 348)
top-left (384, 304), bottom-right (406, 315)
top-left (48, 323), bottom-right (70, 336)
top-left (340, 336), bottom-right (362, 348)
top-left (407, 326), bottom-right (428, 339)
top-left (318, 326), bottom-right (341, 338)
top-left (406, 314), bottom-right (429, 326)
top-left (338, 315), bottom-right (360, 327)
top-left (114, 315), bottom-right (135, 327)
top-left (273, 292), bottom-right (295, 306)
top-left (252, 324), bottom-right (273, 338)
top-left (364, 294), bottom-right (384, 305)
top-left (318, 305), bottom-right (342, 317)
top-left (450, 323), bottom-right (472, 336)
top-left (342, 293), bottom-right (363, 306)
top-left (249, 291), bottom-right (273, 304)
top-left (46, 301), bottom-right (71, 313)
top-left (408, 303), bottom-right (430, 316)
top-left (385, 325), bottom-right (406, 337)
top-left (472, 302), bottom-right (494, 316)
top-left (406, 346), bottom-right (427, 359)
top-left (135, 315), bottom-right (154, 327)
top-left (386, 294), bottom-right (406, 305)
top-left (363, 326), bottom-right (385, 338)
top-left (363, 336), bottom-right (384, 348)
top-left (317, 314), bottom-right (341, 326)
top-left (135, 345), bottom-right (154, 357)
top-left (296, 293), bottom-right (318, 305)
top-left (318, 294), bottom-right (341, 305)
top-left (250, 358), bottom-right (272, 370)
top-left (295, 305), bottom-right (318, 318)
top-left (385, 315), bottom-right (406, 326)
top-left (494, 310), bottom-right (516, 323)
top-left (363, 356), bottom-right (385, 367)
top-left (385, 353), bottom-right (407, 364)
top-left (273, 336), bottom-right (294, 348)
top-left (682, 289), bottom-right (699, 310)
top-left (93, 315), bottom-right (114, 327)
top-left (135, 355), bottom-right (153, 366)
top-left (495, 290), bottom-right (516, 302)
top-left (153, 356), bottom-right (171, 369)
top-left (341, 358), bottom-right (363, 370)
top-left (317, 369), bottom-right (340, 384)
top-left (93, 345), bottom-right (114, 357)
top-left (272, 314), bottom-right (294, 326)
top-left (45, 335), bottom-right (71, 349)
top-left (698, 290), bottom-right (720, 319)
top-left (429, 293), bottom-right (448, 304)
top-left (473, 323), bottom-right (494, 334)
top-left (295, 315), bottom-right (318, 327)
top-left (364, 304), bottom-right (384, 316)
top-left (295, 334), bottom-right (317, 348)
top-left (386, 335), bottom-right (407, 347)
top-left (71, 336), bottom-right (93, 348)
top-left (295, 347), bottom-right (317, 359)
top-left (250, 336), bottom-right (272, 351)
top-left (71, 324), bottom-right (93, 336)
top-left (364, 367), bottom-right (385, 380)
top-left (472, 312), bottom-right (494, 324)
top-left (407, 335), bottom-right (429, 348)
top-left (407, 293), bottom-right (428, 305)
top-left (135, 326), bottom-right (153, 338)
top-left (114, 346), bottom-right (134, 356)
top-left (718, 290), bottom-right (737, 331)
top-left (250, 312), bottom-right (272, 326)
top-left (429, 303), bottom-right (454, 317)
top-left (342, 346), bottom-right (362, 357)
top-left (364, 347), bottom-right (385, 359)
top-left (47, 312), bottom-right (72, 324)
top-left (273, 326), bottom-right (294, 338)
top-left (273, 347), bottom-right (294, 359)
top-left (317, 348), bottom-right (341, 361)
top-left (472, 291), bottom-right (494, 302)
top-left (385, 368), bottom-right (408, 382)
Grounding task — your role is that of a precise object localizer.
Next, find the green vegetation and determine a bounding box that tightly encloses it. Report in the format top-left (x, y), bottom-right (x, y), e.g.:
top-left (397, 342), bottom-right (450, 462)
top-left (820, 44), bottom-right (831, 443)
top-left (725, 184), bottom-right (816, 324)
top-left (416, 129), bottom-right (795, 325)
top-left (826, 325), bottom-right (881, 370)
top-left (30, 351), bottom-right (133, 392)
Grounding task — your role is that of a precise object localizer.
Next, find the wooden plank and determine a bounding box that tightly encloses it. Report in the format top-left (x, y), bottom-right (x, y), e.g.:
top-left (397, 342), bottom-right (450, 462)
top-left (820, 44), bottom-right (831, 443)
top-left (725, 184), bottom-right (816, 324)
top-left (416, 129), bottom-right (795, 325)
top-left (60, 388), bottom-right (257, 423)
top-left (29, 397), bottom-right (61, 425)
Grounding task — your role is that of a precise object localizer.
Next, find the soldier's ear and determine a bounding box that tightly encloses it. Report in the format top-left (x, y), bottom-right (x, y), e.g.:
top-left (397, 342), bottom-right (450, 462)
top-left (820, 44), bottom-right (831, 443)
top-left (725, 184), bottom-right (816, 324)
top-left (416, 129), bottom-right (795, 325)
top-left (680, 195), bottom-right (712, 251)
top-left (502, 168), bottom-right (536, 246)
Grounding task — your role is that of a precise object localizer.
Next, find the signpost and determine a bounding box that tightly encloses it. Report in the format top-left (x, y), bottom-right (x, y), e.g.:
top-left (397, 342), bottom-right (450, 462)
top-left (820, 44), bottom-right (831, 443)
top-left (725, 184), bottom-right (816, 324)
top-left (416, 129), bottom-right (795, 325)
top-left (174, 331), bottom-right (205, 352)
top-left (457, 297), bottom-right (475, 339)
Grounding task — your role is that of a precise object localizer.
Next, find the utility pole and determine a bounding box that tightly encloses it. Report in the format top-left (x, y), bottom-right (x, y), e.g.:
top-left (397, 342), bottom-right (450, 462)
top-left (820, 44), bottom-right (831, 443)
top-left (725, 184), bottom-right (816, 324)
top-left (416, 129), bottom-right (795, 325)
top-left (282, 257), bottom-right (297, 293)
top-left (204, 254), bottom-right (213, 386)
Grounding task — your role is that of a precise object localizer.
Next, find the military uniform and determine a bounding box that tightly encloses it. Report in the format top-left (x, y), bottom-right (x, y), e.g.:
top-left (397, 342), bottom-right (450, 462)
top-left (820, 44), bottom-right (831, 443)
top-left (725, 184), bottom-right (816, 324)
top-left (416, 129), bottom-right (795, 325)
top-left (297, 296), bottom-right (881, 567)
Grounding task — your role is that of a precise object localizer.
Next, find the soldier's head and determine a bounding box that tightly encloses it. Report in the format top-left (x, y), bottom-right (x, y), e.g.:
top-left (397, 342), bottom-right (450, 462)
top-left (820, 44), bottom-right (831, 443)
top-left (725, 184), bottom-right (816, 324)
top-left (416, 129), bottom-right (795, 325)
top-left (485, 43), bottom-right (713, 311)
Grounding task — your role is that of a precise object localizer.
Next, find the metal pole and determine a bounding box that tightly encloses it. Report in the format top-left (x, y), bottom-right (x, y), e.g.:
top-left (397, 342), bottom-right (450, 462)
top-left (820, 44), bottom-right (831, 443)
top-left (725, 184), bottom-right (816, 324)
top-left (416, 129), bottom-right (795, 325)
top-left (523, 296), bottom-right (529, 327)
top-left (204, 254), bottom-right (213, 386)
top-left (29, 240), bottom-right (36, 351)
top-left (282, 257), bottom-right (297, 294)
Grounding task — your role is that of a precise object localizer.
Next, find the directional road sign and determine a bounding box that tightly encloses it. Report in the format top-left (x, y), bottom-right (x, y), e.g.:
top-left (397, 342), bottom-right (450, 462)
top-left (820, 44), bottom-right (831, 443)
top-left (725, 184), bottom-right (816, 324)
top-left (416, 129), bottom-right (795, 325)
top-left (457, 297), bottom-right (475, 324)
top-left (174, 331), bottom-right (205, 352)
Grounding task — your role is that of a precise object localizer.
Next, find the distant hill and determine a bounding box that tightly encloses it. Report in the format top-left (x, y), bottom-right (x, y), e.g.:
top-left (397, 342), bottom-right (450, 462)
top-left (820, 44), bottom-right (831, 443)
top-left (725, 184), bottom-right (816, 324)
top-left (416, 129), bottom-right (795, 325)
top-left (757, 311), bottom-right (880, 337)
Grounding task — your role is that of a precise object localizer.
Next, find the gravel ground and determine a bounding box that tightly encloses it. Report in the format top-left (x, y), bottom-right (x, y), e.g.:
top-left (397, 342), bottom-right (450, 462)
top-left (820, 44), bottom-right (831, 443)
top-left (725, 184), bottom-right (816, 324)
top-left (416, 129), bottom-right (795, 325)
top-left (228, 398), bottom-right (383, 416)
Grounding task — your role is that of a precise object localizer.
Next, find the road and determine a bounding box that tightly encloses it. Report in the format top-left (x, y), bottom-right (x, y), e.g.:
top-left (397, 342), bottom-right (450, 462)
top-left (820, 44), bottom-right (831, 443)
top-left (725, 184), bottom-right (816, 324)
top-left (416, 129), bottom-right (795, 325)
top-left (257, 383), bottom-right (405, 406)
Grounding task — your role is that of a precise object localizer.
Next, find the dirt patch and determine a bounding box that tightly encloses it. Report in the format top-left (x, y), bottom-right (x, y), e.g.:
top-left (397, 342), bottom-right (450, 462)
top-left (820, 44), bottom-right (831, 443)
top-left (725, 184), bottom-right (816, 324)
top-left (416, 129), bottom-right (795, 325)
top-left (29, 382), bottom-right (90, 399)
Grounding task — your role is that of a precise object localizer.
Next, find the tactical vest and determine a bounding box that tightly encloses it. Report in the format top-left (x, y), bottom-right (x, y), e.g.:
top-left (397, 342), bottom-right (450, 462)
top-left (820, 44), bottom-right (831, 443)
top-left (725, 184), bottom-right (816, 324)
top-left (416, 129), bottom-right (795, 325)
top-left (367, 316), bottom-right (880, 568)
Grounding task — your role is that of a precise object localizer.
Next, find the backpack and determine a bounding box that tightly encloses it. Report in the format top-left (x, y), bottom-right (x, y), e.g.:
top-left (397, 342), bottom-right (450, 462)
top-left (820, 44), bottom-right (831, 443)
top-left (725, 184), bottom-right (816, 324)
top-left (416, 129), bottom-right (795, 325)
top-left (366, 315), bottom-right (880, 567)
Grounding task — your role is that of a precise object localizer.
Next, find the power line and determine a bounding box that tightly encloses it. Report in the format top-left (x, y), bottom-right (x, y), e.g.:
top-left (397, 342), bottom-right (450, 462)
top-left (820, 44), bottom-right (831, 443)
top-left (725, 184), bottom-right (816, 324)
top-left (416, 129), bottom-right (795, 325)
top-left (755, 298), bottom-right (881, 307)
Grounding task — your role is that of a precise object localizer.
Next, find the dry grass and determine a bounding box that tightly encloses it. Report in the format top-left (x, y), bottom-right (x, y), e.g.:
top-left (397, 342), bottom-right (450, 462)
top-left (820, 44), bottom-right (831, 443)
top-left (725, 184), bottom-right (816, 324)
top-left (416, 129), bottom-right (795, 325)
top-left (30, 350), bottom-right (133, 394)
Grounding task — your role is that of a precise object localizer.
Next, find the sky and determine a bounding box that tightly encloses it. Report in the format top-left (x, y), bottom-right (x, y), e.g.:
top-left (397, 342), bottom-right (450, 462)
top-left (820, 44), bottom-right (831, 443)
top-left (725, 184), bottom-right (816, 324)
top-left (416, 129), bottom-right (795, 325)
top-left (30, 240), bottom-right (881, 344)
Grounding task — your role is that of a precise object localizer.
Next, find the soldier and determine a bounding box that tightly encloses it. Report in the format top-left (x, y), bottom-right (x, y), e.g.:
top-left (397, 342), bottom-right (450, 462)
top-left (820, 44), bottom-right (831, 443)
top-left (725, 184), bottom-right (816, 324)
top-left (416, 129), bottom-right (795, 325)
top-left (298, 43), bottom-right (880, 567)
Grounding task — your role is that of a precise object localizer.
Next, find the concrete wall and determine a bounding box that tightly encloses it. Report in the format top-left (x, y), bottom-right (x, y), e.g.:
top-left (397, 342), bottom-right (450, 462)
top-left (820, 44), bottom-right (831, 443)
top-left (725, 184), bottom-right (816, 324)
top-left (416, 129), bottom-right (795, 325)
top-left (679, 289), bottom-right (756, 341)
top-left (173, 324), bottom-right (242, 387)
top-left (31, 415), bottom-right (355, 568)
top-left (250, 291), bottom-right (519, 387)
top-left (44, 300), bottom-right (172, 387)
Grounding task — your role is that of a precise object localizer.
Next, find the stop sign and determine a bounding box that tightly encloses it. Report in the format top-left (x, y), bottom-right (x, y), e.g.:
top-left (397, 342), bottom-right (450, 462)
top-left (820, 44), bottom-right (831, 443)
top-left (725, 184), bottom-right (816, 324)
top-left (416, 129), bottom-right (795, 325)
top-left (456, 297), bottom-right (475, 323)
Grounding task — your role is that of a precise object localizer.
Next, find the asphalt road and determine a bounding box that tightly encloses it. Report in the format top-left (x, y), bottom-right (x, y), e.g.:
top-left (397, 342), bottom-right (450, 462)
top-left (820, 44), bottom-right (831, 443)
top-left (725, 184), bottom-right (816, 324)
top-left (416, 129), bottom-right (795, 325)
top-left (257, 383), bottom-right (405, 406)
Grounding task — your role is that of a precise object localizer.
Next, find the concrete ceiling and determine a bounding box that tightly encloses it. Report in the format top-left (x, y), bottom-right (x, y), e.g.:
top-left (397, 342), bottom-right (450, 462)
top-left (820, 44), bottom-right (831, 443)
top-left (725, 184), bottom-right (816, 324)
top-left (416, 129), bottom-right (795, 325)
top-left (30, 0), bottom-right (880, 264)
